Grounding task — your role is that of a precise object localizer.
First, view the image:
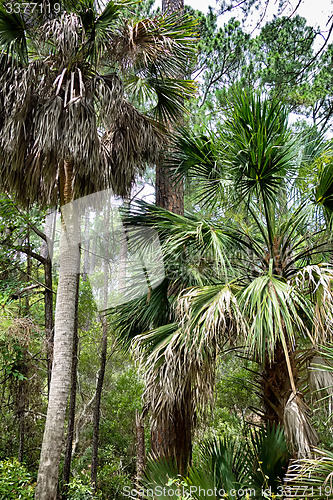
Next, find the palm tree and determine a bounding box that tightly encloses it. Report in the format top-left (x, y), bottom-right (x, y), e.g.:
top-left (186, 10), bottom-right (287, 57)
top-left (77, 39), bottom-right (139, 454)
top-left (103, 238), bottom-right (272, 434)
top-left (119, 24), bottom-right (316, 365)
top-left (0, 1), bottom-right (196, 498)
top-left (115, 90), bottom-right (333, 462)
top-left (114, 206), bottom-right (222, 473)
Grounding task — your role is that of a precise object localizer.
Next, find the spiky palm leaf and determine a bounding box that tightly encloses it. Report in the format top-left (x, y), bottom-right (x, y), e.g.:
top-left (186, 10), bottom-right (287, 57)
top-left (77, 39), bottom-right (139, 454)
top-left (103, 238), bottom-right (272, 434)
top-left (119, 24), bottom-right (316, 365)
top-left (224, 90), bottom-right (296, 208)
top-left (315, 154), bottom-right (333, 226)
top-left (142, 456), bottom-right (180, 500)
top-left (246, 423), bottom-right (290, 493)
top-left (167, 89), bottom-right (298, 213)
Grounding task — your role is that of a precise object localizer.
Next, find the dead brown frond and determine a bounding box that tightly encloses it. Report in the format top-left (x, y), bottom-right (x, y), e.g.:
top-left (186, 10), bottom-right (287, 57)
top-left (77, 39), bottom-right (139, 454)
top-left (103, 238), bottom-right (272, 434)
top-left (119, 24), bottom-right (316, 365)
top-left (309, 355), bottom-right (333, 415)
top-left (101, 100), bottom-right (165, 198)
top-left (109, 17), bottom-right (175, 71)
top-left (284, 393), bottom-right (318, 458)
top-left (41, 13), bottom-right (81, 67)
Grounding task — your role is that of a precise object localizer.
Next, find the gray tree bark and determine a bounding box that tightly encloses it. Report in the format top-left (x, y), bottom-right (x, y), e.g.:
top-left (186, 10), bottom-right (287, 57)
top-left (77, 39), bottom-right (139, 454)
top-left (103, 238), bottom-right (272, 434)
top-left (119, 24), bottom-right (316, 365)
top-left (62, 272), bottom-right (80, 499)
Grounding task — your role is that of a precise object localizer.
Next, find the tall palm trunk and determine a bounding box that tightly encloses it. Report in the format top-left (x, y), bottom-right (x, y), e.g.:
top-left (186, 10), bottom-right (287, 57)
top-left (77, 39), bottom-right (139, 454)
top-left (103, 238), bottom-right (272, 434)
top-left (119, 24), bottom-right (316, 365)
top-left (155, 168), bottom-right (184, 215)
top-left (262, 341), bottom-right (297, 425)
top-left (35, 161), bottom-right (80, 500)
top-left (151, 381), bottom-right (192, 475)
top-left (152, 0), bottom-right (193, 475)
top-left (155, 0), bottom-right (184, 216)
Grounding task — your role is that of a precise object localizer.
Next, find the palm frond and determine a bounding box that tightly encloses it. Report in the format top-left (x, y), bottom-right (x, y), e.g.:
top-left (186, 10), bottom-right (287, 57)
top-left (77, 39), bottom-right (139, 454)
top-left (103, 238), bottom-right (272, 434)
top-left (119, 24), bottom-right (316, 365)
top-left (239, 272), bottom-right (312, 363)
top-left (299, 126), bottom-right (331, 169)
top-left (112, 279), bottom-right (172, 351)
top-left (224, 89), bottom-right (297, 209)
top-left (246, 424), bottom-right (290, 493)
top-left (125, 74), bottom-right (157, 106)
top-left (309, 354), bottom-right (333, 415)
top-left (166, 128), bottom-right (227, 205)
top-left (101, 100), bottom-right (165, 197)
top-left (122, 200), bottom-right (234, 272)
top-left (150, 76), bottom-right (196, 123)
top-left (192, 436), bottom-right (245, 496)
top-left (315, 153), bottom-right (333, 223)
top-left (109, 12), bottom-right (197, 73)
top-left (187, 425), bottom-right (289, 498)
top-left (177, 284), bottom-right (245, 350)
top-left (294, 265), bottom-right (333, 342)
top-left (0, 6), bottom-right (27, 62)
top-left (142, 456), bottom-right (180, 500)
top-left (286, 448), bottom-right (333, 498)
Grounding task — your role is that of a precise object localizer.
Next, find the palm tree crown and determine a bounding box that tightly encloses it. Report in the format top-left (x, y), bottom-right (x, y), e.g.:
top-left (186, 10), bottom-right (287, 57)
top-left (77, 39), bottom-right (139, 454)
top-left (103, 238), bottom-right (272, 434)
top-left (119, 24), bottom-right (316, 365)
top-left (0, 0), bottom-right (197, 205)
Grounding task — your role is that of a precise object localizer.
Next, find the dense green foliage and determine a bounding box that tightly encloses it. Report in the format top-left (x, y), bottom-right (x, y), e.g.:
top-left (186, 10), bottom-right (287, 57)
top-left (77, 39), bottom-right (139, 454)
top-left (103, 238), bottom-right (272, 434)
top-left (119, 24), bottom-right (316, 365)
top-left (0, 459), bottom-right (35, 499)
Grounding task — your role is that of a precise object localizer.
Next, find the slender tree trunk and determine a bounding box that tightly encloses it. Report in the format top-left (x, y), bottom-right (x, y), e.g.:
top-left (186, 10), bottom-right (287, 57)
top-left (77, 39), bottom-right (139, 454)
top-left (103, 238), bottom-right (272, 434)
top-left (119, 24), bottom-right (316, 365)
top-left (40, 209), bottom-right (55, 396)
top-left (91, 200), bottom-right (110, 493)
top-left (18, 227), bottom-right (31, 462)
top-left (35, 161), bottom-right (80, 500)
top-left (45, 254), bottom-right (54, 397)
top-left (17, 362), bottom-right (27, 463)
top-left (82, 207), bottom-right (90, 282)
top-left (62, 272), bottom-right (80, 499)
top-left (136, 410), bottom-right (146, 484)
top-left (18, 406), bottom-right (25, 462)
top-left (90, 317), bottom-right (108, 493)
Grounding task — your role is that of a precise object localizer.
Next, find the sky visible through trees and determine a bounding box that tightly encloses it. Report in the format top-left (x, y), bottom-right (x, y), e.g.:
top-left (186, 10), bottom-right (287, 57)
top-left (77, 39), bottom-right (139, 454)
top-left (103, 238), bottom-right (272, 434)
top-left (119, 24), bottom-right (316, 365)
top-left (185, 0), bottom-right (332, 34)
